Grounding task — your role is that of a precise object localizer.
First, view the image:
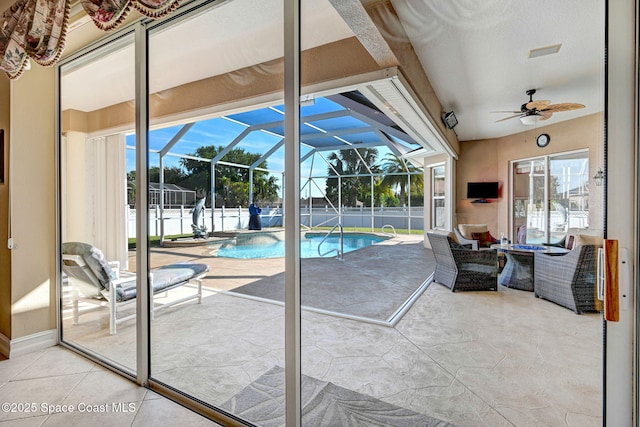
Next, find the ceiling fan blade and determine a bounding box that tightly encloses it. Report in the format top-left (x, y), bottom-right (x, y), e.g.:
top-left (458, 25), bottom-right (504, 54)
top-left (526, 100), bottom-right (551, 110)
top-left (495, 114), bottom-right (522, 123)
top-left (538, 111), bottom-right (553, 121)
top-left (491, 110), bottom-right (521, 114)
top-left (542, 103), bottom-right (585, 112)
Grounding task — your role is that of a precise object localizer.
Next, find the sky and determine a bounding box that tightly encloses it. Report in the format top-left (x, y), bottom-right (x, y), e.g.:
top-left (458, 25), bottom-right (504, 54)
top-left (125, 96), bottom-right (421, 199)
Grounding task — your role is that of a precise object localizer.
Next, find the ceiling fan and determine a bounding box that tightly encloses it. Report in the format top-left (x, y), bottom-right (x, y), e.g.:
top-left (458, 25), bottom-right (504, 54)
top-left (494, 89), bottom-right (585, 125)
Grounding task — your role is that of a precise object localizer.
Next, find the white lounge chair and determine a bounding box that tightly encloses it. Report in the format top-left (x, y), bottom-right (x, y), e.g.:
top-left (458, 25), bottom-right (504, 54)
top-left (62, 242), bottom-right (209, 334)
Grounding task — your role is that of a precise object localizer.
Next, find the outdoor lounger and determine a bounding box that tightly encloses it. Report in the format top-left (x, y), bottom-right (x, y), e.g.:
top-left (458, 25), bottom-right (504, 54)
top-left (62, 242), bottom-right (209, 334)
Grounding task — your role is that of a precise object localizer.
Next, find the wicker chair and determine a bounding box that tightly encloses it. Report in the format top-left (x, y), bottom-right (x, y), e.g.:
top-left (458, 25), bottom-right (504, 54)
top-left (454, 224), bottom-right (499, 250)
top-left (427, 232), bottom-right (498, 292)
top-left (533, 244), bottom-right (599, 313)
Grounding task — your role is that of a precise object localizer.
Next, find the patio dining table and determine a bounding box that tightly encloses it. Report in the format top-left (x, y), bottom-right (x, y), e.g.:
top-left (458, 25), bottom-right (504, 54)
top-left (490, 243), bottom-right (570, 291)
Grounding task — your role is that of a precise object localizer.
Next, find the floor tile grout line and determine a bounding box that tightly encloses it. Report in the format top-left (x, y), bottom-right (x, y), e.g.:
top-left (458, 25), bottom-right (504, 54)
top-left (393, 292), bottom-right (516, 427)
top-left (0, 348), bottom-right (49, 384)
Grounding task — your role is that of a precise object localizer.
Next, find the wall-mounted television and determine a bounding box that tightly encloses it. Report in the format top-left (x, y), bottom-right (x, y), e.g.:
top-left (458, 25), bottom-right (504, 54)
top-left (467, 182), bottom-right (499, 202)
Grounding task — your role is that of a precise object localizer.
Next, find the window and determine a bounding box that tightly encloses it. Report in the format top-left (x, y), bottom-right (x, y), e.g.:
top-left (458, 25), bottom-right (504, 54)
top-left (431, 165), bottom-right (445, 229)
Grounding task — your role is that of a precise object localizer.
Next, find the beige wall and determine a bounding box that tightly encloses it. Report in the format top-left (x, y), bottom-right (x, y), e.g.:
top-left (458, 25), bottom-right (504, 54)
top-left (8, 63), bottom-right (57, 339)
top-left (0, 0), bottom-right (116, 348)
top-left (0, 68), bottom-right (10, 339)
top-left (456, 113), bottom-right (605, 240)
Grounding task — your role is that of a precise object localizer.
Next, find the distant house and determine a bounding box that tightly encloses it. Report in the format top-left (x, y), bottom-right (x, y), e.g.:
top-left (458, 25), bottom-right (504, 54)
top-left (145, 183), bottom-right (197, 208)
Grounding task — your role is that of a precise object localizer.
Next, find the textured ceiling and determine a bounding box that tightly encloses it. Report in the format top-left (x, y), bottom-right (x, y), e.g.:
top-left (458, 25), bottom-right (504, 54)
top-left (391, 0), bottom-right (605, 141)
top-left (62, 0), bottom-right (605, 144)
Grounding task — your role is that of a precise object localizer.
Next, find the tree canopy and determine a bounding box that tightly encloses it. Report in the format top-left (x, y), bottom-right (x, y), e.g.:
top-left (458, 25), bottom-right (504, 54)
top-left (323, 149), bottom-right (423, 207)
top-left (180, 145), bottom-right (280, 207)
top-left (126, 146), bottom-right (280, 208)
top-left (324, 148), bottom-right (379, 207)
top-left (380, 153), bottom-right (424, 207)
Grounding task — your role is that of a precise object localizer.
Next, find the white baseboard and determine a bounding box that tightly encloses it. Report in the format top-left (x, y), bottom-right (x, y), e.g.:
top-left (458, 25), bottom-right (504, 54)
top-left (0, 330), bottom-right (57, 358)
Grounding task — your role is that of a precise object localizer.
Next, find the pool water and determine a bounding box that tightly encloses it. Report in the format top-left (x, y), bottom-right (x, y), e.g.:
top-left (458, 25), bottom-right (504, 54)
top-left (216, 234), bottom-right (386, 259)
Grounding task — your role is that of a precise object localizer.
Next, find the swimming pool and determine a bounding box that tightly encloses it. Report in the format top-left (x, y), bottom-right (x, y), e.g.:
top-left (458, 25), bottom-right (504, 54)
top-left (215, 233), bottom-right (387, 259)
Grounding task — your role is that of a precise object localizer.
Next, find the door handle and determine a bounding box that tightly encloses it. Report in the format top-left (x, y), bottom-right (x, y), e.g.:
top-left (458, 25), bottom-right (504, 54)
top-left (603, 239), bottom-right (619, 322)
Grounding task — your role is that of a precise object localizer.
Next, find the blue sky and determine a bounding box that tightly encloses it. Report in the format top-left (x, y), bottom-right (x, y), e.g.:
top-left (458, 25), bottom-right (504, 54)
top-left (126, 97), bottom-right (420, 199)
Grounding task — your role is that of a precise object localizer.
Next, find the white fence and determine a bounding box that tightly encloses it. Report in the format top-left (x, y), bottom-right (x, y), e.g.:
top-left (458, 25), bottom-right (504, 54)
top-left (301, 206), bottom-right (424, 232)
top-left (128, 206), bottom-right (425, 237)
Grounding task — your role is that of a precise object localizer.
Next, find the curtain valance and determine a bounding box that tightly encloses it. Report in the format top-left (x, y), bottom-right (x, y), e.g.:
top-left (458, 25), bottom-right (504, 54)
top-left (0, 0), bottom-right (182, 79)
top-left (80, 0), bottom-right (182, 31)
top-left (1, 0), bottom-right (69, 79)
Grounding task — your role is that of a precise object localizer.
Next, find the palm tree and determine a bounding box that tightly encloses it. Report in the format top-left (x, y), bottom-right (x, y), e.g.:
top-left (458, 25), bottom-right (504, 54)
top-left (380, 153), bottom-right (423, 206)
top-left (325, 147), bottom-right (379, 206)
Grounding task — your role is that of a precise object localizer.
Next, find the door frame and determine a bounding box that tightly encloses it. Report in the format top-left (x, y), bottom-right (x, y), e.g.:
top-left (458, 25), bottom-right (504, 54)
top-left (605, 0), bottom-right (637, 425)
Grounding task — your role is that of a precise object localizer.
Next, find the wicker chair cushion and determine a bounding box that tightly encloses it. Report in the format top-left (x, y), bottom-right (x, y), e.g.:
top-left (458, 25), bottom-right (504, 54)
top-left (573, 234), bottom-right (603, 248)
top-left (471, 231), bottom-right (496, 248)
top-left (565, 228), bottom-right (602, 249)
top-left (458, 224), bottom-right (488, 239)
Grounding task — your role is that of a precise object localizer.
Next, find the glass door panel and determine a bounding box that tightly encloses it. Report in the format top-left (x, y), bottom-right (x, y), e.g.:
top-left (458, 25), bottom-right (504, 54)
top-left (548, 152), bottom-right (590, 244)
top-left (59, 33), bottom-right (137, 372)
top-left (147, 0), bottom-right (285, 421)
top-left (512, 158), bottom-right (547, 243)
top-left (300, 1), bottom-right (433, 425)
top-left (512, 152), bottom-right (589, 244)
top-left (432, 165), bottom-right (445, 229)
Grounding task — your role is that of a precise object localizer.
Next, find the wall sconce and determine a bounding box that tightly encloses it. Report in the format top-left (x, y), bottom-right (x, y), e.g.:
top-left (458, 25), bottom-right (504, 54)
top-left (592, 167), bottom-right (604, 186)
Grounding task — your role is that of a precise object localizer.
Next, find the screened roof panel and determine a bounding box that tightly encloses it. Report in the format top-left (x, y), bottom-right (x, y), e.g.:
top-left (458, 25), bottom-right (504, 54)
top-left (300, 97), bottom-right (343, 116)
top-left (303, 136), bottom-right (344, 148)
top-left (264, 125), bottom-right (286, 136)
top-left (226, 108), bottom-right (284, 127)
top-left (340, 131), bottom-right (381, 144)
top-left (139, 89), bottom-right (424, 176)
top-left (308, 115), bottom-right (369, 132)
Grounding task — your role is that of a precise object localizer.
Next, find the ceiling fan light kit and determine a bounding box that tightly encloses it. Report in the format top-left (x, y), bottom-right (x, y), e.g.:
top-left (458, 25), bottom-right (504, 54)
top-left (520, 114), bottom-right (540, 125)
top-left (495, 88), bottom-right (585, 126)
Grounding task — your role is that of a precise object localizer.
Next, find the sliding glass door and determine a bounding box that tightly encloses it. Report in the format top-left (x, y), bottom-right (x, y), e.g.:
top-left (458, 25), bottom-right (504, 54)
top-left (145, 0), bottom-right (286, 420)
top-left (59, 33), bottom-right (137, 373)
top-left (57, 0), bottom-right (610, 425)
top-left (512, 150), bottom-right (589, 244)
top-left (59, 0), bottom-right (288, 420)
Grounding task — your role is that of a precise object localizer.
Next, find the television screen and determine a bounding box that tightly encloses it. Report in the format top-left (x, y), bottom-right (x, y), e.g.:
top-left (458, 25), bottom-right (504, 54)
top-left (467, 182), bottom-right (499, 200)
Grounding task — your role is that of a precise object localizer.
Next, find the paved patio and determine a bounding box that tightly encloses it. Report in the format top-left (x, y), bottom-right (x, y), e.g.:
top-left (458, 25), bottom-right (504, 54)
top-left (62, 234), bottom-right (603, 426)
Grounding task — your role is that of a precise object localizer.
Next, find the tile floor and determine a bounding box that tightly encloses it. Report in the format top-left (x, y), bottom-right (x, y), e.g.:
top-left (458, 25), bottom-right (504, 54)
top-left (5, 234), bottom-right (603, 426)
top-left (0, 347), bottom-right (222, 426)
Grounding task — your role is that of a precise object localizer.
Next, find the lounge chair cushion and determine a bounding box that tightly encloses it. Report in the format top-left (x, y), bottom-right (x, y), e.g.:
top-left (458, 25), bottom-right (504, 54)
top-left (115, 263), bottom-right (209, 302)
top-left (62, 242), bottom-right (116, 291)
